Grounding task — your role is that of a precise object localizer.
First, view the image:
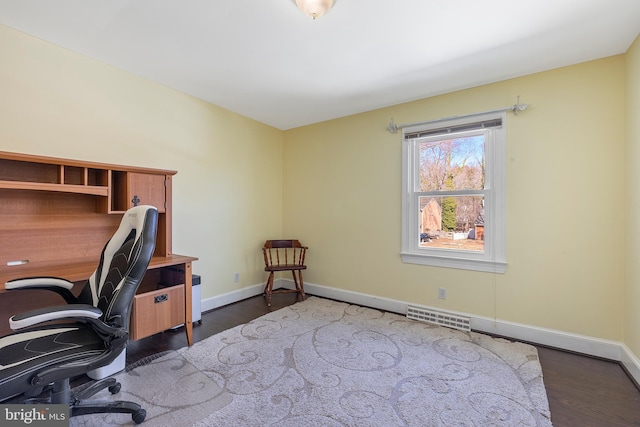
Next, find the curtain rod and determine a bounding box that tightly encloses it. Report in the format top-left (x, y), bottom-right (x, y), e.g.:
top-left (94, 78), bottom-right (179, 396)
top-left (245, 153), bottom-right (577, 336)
top-left (386, 96), bottom-right (529, 134)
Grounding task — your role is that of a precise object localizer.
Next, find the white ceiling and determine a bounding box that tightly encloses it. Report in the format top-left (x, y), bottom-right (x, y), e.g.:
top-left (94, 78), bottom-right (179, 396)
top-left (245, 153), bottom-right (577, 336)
top-left (1, 0), bottom-right (639, 130)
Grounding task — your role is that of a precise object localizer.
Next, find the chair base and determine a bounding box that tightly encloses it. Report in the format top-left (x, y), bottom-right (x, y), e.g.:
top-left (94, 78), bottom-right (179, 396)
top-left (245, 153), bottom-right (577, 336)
top-left (25, 376), bottom-right (146, 424)
top-left (72, 400), bottom-right (146, 424)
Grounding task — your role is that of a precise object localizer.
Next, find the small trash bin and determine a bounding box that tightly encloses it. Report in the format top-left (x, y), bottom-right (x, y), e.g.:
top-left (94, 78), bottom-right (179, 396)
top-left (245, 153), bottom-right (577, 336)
top-left (192, 274), bottom-right (201, 324)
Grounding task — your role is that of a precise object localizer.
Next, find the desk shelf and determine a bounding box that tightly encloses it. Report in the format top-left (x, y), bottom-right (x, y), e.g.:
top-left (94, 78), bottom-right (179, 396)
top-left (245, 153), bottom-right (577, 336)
top-left (0, 180), bottom-right (109, 196)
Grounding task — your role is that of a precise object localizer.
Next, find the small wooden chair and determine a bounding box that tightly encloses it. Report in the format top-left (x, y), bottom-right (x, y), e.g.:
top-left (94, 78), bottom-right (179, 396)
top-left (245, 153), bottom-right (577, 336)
top-left (262, 239), bottom-right (308, 307)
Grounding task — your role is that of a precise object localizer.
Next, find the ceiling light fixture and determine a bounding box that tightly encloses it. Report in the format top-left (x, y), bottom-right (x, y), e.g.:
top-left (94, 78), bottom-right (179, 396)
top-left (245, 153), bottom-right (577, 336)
top-left (294, 0), bottom-right (336, 20)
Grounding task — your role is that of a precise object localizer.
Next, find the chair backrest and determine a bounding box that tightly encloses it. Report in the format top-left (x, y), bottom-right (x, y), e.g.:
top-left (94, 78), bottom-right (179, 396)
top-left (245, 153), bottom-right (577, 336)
top-left (262, 239), bottom-right (307, 268)
top-left (77, 205), bottom-right (158, 330)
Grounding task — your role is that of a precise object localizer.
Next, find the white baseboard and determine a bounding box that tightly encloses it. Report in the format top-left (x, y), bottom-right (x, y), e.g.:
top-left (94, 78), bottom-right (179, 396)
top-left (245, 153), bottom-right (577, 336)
top-left (621, 344), bottom-right (640, 385)
top-left (200, 283), bottom-right (265, 313)
top-left (470, 316), bottom-right (625, 359)
top-left (200, 279), bottom-right (640, 385)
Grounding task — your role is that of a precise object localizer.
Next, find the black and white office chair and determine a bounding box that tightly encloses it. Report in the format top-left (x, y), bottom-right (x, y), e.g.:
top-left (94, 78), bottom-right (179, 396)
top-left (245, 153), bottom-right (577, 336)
top-left (0, 205), bottom-right (158, 424)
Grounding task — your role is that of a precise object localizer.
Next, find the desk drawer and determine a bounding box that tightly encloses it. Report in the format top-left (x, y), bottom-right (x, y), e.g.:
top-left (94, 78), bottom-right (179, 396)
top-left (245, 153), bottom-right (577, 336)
top-left (130, 284), bottom-right (185, 341)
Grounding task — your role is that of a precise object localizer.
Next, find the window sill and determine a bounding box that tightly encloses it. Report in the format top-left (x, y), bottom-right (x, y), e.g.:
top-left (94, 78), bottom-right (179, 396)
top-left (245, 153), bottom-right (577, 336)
top-left (400, 252), bottom-right (507, 273)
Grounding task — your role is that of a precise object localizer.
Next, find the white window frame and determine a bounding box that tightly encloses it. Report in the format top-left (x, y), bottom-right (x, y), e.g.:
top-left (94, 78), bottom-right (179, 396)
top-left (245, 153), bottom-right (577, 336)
top-left (401, 112), bottom-right (507, 273)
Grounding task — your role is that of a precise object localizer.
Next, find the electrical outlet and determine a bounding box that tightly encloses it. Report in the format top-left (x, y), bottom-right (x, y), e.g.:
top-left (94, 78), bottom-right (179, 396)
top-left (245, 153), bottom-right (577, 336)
top-left (438, 287), bottom-right (446, 300)
top-left (234, 272), bottom-right (240, 283)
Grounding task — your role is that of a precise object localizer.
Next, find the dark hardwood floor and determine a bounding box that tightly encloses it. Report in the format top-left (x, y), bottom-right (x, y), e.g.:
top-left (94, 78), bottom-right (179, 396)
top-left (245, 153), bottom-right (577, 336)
top-left (127, 293), bottom-right (640, 426)
top-left (538, 346), bottom-right (640, 426)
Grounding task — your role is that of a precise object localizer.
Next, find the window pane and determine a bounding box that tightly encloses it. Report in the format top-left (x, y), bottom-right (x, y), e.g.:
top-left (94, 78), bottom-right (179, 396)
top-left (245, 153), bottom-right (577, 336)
top-left (419, 195), bottom-right (484, 252)
top-left (419, 135), bottom-right (484, 191)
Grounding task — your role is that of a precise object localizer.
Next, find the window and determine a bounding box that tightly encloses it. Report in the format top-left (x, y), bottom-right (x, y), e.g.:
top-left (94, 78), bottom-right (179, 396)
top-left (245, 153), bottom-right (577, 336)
top-left (401, 112), bottom-right (506, 273)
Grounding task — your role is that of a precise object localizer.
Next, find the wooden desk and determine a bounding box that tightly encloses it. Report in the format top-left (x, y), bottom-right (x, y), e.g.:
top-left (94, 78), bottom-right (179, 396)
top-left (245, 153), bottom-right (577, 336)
top-left (0, 151), bottom-right (196, 346)
top-left (0, 254), bottom-right (198, 346)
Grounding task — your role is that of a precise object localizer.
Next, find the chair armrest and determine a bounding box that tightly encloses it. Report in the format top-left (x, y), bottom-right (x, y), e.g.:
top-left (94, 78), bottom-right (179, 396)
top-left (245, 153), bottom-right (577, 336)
top-left (5, 276), bottom-right (78, 303)
top-left (9, 304), bottom-right (102, 331)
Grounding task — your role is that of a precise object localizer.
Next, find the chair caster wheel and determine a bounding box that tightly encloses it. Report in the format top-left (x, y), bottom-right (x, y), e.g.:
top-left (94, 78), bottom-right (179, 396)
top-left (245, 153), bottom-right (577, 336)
top-left (108, 383), bottom-right (121, 394)
top-left (132, 409), bottom-right (146, 424)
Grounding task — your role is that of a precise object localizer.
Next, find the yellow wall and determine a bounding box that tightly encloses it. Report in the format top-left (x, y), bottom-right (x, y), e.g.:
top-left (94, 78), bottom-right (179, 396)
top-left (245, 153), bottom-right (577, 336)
top-left (0, 22), bottom-right (636, 352)
top-left (0, 24), bottom-right (284, 299)
top-left (283, 56), bottom-right (627, 341)
top-left (625, 34), bottom-right (640, 357)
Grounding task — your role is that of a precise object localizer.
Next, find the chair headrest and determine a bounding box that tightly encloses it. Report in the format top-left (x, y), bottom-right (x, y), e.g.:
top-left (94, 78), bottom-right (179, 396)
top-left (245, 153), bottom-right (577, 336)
top-left (125, 204), bottom-right (157, 229)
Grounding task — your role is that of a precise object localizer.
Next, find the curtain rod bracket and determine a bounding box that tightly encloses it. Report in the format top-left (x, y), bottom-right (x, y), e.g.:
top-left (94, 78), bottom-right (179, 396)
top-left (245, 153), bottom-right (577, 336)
top-left (511, 95), bottom-right (528, 115)
top-left (387, 118), bottom-right (398, 134)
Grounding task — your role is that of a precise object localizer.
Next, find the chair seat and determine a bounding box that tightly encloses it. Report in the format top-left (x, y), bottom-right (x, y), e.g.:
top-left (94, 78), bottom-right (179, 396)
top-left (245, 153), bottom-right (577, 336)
top-left (0, 322), bottom-right (107, 401)
top-left (264, 265), bottom-right (307, 272)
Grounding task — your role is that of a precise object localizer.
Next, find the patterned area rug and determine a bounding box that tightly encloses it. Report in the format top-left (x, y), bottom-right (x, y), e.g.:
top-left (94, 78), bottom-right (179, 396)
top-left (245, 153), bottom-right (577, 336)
top-left (71, 297), bottom-right (553, 426)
